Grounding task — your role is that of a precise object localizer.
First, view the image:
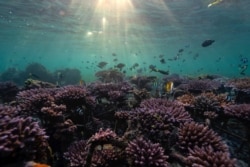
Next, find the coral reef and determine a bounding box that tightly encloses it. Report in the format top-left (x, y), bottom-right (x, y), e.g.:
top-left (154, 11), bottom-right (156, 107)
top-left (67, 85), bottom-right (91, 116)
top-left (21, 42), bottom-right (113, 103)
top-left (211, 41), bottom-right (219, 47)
top-left (0, 81), bottom-right (19, 103)
top-left (177, 122), bottom-right (229, 153)
top-left (192, 93), bottom-right (221, 115)
top-left (64, 140), bottom-right (89, 167)
top-left (0, 109), bottom-right (48, 163)
top-left (186, 146), bottom-right (236, 167)
top-left (95, 69), bottom-right (124, 83)
top-left (177, 79), bottom-right (221, 94)
top-left (125, 138), bottom-right (169, 167)
top-left (223, 104), bottom-right (250, 121)
top-left (55, 85), bottom-right (95, 109)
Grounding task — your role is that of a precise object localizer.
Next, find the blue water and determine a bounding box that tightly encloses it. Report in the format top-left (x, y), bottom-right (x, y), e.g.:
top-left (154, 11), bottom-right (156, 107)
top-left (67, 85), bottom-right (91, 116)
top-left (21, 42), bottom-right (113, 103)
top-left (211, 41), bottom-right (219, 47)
top-left (1, 0), bottom-right (250, 82)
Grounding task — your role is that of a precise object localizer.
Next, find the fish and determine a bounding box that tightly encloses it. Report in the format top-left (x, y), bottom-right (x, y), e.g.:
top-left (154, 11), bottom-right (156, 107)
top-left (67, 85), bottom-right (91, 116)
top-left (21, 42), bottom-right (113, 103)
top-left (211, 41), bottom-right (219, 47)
top-left (201, 40), bottom-right (215, 47)
top-left (164, 81), bottom-right (174, 93)
top-left (79, 79), bottom-right (85, 86)
top-left (178, 49), bottom-right (184, 53)
top-left (2, 161), bottom-right (51, 167)
top-left (115, 63), bottom-right (125, 70)
top-left (160, 58), bottom-right (166, 64)
top-left (25, 161), bottom-right (51, 167)
top-left (97, 61), bottom-right (108, 68)
top-left (112, 53), bottom-right (117, 56)
top-left (208, 0), bottom-right (223, 8)
top-left (149, 66), bottom-right (169, 75)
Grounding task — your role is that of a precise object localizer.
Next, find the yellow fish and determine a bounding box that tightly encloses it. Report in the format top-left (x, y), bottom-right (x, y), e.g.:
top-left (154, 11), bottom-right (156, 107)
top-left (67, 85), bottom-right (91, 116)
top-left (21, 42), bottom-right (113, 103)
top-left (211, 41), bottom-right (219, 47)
top-left (164, 81), bottom-right (174, 93)
top-left (208, 0), bottom-right (223, 8)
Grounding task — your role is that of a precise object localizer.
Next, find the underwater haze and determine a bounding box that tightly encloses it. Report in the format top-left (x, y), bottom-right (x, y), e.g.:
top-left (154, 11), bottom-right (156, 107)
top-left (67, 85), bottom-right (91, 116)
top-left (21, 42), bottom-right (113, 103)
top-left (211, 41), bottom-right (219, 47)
top-left (1, 0), bottom-right (250, 82)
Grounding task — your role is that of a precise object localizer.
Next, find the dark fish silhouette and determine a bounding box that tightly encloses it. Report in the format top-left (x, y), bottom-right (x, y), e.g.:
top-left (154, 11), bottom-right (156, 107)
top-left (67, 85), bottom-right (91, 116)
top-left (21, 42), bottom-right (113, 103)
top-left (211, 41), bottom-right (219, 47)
top-left (160, 58), bottom-right (166, 64)
top-left (202, 40), bottom-right (215, 47)
top-left (97, 61), bottom-right (108, 68)
top-left (115, 63), bottom-right (125, 70)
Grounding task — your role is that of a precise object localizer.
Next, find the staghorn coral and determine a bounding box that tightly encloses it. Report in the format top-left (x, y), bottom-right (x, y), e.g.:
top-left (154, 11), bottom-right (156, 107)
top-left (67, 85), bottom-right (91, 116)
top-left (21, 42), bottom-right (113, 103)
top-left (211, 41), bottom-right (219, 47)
top-left (139, 98), bottom-right (192, 124)
top-left (88, 128), bottom-right (117, 144)
top-left (125, 137), bottom-right (169, 167)
top-left (88, 82), bottom-right (132, 100)
top-left (177, 79), bottom-right (221, 94)
top-left (176, 93), bottom-right (195, 106)
top-left (0, 115), bottom-right (48, 162)
top-left (55, 85), bottom-right (95, 109)
top-left (64, 140), bottom-right (89, 167)
top-left (0, 105), bottom-right (20, 118)
top-left (223, 104), bottom-right (250, 121)
top-left (186, 146), bottom-right (236, 167)
top-left (177, 122), bottom-right (229, 154)
top-left (227, 77), bottom-right (250, 91)
top-left (17, 88), bottom-right (55, 112)
top-left (192, 93), bottom-right (221, 117)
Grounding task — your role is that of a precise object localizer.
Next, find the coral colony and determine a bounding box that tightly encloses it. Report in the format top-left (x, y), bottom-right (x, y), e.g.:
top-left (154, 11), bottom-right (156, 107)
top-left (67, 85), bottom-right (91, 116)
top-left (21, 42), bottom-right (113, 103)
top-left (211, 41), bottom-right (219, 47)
top-left (1, 73), bottom-right (250, 167)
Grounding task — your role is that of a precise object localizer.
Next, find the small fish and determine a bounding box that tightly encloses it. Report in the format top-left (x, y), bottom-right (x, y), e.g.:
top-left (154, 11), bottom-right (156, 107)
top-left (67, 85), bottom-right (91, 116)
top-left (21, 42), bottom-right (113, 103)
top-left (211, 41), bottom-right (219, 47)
top-left (97, 61), bottom-right (108, 68)
top-left (112, 53), bottom-right (117, 56)
top-left (164, 81), bottom-right (174, 93)
top-left (160, 58), bottom-right (166, 64)
top-left (115, 63), bottom-right (125, 70)
top-left (25, 161), bottom-right (51, 167)
top-left (178, 49), bottom-right (184, 53)
top-left (79, 79), bottom-right (85, 86)
top-left (159, 54), bottom-right (164, 58)
top-left (208, 0), bottom-right (223, 8)
top-left (202, 40), bottom-right (215, 47)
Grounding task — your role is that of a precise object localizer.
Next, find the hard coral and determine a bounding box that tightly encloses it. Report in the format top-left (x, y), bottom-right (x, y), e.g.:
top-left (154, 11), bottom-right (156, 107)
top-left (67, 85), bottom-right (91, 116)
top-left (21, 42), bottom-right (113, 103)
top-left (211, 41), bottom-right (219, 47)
top-left (64, 140), bottom-right (89, 167)
top-left (186, 146), bottom-right (236, 167)
top-left (177, 122), bottom-right (228, 154)
top-left (223, 104), bottom-right (250, 121)
top-left (0, 115), bottom-right (48, 162)
top-left (126, 138), bottom-right (169, 167)
top-left (17, 88), bottom-right (54, 112)
top-left (55, 85), bottom-right (95, 109)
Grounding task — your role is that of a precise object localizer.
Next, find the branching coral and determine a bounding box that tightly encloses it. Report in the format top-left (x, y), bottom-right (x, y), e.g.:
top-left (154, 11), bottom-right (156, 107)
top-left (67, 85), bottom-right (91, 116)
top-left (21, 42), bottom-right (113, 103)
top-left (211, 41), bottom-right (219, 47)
top-left (17, 88), bottom-right (55, 112)
top-left (176, 93), bottom-right (195, 107)
top-left (139, 98), bottom-right (192, 124)
top-left (191, 93), bottom-right (221, 119)
top-left (64, 129), bottom-right (124, 167)
top-left (125, 137), bottom-right (169, 167)
top-left (223, 104), bottom-right (250, 121)
top-left (64, 140), bottom-right (89, 167)
top-left (177, 122), bottom-right (229, 154)
top-left (55, 85), bottom-right (95, 109)
top-left (177, 79), bottom-right (221, 94)
top-left (186, 146), bottom-right (236, 167)
top-left (0, 114), bottom-right (48, 162)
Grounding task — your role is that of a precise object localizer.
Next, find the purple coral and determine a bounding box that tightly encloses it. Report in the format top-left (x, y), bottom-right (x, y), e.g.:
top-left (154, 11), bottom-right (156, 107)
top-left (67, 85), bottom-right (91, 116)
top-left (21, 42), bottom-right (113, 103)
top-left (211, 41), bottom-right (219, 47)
top-left (223, 104), bottom-right (250, 121)
top-left (17, 88), bottom-right (54, 112)
top-left (186, 146), bottom-right (236, 167)
top-left (139, 98), bottom-right (192, 124)
top-left (88, 128), bottom-right (117, 144)
top-left (177, 79), bottom-right (221, 94)
top-left (0, 113), bottom-right (48, 162)
top-left (55, 85), bottom-right (95, 108)
top-left (177, 122), bottom-right (229, 153)
top-left (126, 138), bottom-right (169, 167)
top-left (64, 140), bottom-right (89, 167)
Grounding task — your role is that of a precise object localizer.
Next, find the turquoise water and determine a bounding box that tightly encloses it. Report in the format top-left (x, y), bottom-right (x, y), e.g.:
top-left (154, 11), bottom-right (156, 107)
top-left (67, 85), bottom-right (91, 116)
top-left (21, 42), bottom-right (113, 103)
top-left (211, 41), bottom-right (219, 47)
top-left (1, 0), bottom-right (250, 82)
